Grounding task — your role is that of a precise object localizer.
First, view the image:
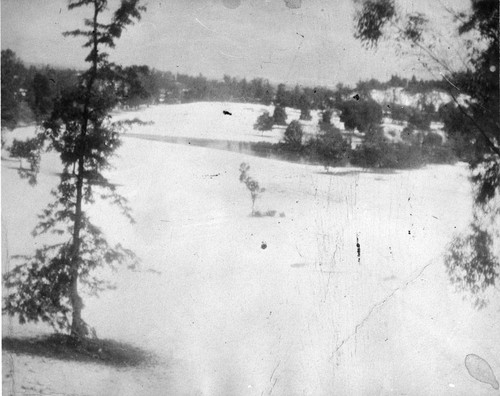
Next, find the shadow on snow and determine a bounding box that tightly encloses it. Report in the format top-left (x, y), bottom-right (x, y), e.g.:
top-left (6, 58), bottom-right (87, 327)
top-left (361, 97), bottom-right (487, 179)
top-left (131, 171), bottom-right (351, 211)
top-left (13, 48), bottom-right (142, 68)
top-left (2, 334), bottom-right (158, 368)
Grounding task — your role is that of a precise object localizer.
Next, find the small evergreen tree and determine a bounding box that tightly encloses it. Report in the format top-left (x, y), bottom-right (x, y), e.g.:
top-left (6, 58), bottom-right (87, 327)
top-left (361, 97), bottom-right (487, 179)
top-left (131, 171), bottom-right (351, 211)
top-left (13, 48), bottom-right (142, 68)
top-left (298, 94), bottom-right (312, 121)
top-left (351, 125), bottom-right (392, 168)
top-left (33, 72), bottom-right (55, 120)
top-left (1, 50), bottom-right (29, 129)
top-left (8, 137), bottom-right (43, 185)
top-left (338, 99), bottom-right (383, 133)
top-left (299, 107), bottom-right (312, 121)
top-left (273, 105), bottom-right (287, 126)
top-left (239, 163), bottom-right (265, 216)
top-left (317, 124), bottom-right (350, 172)
top-left (262, 81), bottom-right (274, 105)
top-left (3, 0), bottom-right (146, 340)
top-left (275, 83), bottom-right (288, 107)
top-left (283, 120), bottom-right (303, 151)
top-left (253, 111), bottom-right (274, 133)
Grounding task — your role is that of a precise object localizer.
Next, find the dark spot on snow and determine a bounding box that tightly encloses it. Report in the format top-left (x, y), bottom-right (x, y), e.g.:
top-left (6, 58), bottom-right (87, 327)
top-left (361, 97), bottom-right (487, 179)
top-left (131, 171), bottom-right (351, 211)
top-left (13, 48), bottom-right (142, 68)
top-left (356, 234), bottom-right (361, 264)
top-left (223, 110), bottom-right (232, 116)
top-left (296, 32), bottom-right (304, 38)
top-left (203, 173), bottom-right (220, 178)
top-left (352, 94), bottom-right (360, 101)
top-left (261, 242), bottom-right (267, 249)
top-left (408, 230), bottom-right (411, 235)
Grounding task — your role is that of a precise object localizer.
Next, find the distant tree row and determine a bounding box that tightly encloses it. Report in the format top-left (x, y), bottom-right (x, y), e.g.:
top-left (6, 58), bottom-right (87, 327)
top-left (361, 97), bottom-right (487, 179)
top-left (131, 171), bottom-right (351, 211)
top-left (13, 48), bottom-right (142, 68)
top-left (2, 48), bottom-right (449, 133)
top-left (355, 75), bottom-right (450, 95)
top-left (1, 49), bottom-right (79, 129)
top-left (1, 50), bottom-right (165, 129)
top-left (177, 74), bottom-right (275, 105)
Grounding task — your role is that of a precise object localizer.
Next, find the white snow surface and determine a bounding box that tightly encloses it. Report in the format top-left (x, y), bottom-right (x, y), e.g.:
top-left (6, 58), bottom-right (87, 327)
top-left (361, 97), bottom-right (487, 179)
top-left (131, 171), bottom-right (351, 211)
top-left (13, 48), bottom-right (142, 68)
top-left (111, 102), bottom-right (342, 143)
top-left (2, 103), bottom-right (500, 395)
top-left (112, 102), bottom-right (283, 143)
top-left (370, 88), bottom-right (470, 109)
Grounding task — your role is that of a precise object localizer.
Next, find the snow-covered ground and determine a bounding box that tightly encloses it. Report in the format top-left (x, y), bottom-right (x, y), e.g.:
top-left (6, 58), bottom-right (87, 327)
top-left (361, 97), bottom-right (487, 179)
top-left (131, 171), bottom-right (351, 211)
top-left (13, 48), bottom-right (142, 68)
top-left (112, 102), bottom-right (284, 143)
top-left (2, 103), bottom-right (500, 395)
top-left (111, 102), bottom-right (346, 144)
top-left (111, 101), bottom-right (432, 147)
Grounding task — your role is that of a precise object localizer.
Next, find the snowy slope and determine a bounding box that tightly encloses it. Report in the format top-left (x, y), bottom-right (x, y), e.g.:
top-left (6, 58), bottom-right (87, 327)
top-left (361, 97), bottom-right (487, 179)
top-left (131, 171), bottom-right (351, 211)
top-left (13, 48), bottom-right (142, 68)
top-left (2, 104), bottom-right (499, 395)
top-left (111, 102), bottom-right (340, 144)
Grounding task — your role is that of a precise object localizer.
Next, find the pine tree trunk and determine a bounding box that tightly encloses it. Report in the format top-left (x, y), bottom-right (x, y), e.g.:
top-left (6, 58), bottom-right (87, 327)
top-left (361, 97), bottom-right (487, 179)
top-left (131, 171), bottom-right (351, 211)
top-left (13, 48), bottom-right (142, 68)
top-left (69, 0), bottom-right (99, 339)
top-left (70, 157), bottom-right (85, 339)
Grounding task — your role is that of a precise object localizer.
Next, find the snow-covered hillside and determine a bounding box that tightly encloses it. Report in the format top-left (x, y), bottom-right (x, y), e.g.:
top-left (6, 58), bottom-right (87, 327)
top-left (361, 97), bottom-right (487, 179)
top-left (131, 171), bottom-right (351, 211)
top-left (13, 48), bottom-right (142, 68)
top-left (2, 103), bottom-right (499, 395)
top-left (370, 87), bottom-right (469, 110)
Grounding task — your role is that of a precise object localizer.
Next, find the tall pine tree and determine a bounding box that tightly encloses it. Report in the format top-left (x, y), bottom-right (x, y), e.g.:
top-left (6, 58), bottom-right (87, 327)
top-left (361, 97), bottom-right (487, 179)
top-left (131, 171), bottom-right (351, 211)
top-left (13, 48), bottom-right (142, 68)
top-left (3, 0), bottom-right (146, 339)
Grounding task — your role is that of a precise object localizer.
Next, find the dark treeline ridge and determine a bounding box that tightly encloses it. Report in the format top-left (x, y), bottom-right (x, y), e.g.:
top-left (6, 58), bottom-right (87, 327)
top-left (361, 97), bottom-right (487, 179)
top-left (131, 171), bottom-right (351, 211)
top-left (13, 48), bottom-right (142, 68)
top-left (2, 48), bottom-right (448, 131)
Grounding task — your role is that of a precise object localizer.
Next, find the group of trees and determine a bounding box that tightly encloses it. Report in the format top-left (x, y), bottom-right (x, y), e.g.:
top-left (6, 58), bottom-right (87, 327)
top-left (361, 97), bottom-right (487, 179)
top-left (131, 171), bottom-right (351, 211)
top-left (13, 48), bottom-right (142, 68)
top-left (253, 104), bottom-right (350, 171)
top-left (354, 0), bottom-right (499, 306)
top-left (3, 46), bottom-right (456, 136)
top-left (355, 75), bottom-right (450, 96)
top-left (1, 50), bottom-right (79, 129)
top-left (1, 50), bottom-right (280, 131)
top-left (354, 0), bottom-right (498, 202)
top-left (253, 86), bottom-right (453, 170)
top-left (1, 50), bottom-right (165, 130)
top-left (178, 74), bottom-right (274, 104)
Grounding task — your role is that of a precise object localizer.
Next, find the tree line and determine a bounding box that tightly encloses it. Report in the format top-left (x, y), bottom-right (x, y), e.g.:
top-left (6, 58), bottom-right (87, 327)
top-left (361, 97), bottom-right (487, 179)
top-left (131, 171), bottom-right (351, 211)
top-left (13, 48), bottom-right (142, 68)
top-left (3, 48), bottom-right (450, 132)
top-left (252, 96), bottom-right (456, 171)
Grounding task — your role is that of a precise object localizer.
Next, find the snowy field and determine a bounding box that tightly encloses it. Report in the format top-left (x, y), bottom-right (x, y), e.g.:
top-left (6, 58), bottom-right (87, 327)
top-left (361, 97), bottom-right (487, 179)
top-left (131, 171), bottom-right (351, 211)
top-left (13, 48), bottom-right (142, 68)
top-left (112, 102), bottom-right (345, 144)
top-left (2, 103), bottom-right (500, 395)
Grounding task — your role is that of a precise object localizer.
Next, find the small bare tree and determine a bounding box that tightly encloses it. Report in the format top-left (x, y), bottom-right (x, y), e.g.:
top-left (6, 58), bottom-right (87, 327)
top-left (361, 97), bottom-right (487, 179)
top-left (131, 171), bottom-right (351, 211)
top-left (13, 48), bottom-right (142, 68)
top-left (239, 163), bottom-right (265, 216)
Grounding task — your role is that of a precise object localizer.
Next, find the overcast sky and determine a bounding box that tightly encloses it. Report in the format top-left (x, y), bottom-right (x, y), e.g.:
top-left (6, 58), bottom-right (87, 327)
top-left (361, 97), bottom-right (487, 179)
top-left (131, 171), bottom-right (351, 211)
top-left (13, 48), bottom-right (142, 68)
top-left (1, 0), bottom-right (470, 87)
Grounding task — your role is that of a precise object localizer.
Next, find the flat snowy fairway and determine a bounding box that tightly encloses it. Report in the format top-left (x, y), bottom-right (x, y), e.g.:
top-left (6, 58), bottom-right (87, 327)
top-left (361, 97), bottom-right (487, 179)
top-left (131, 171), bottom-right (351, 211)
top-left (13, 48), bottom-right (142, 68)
top-left (2, 104), bottom-right (500, 395)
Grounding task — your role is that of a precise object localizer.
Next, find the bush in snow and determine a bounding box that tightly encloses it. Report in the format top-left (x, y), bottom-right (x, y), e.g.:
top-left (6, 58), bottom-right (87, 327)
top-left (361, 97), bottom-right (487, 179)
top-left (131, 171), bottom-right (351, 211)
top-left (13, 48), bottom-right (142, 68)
top-left (272, 105), bottom-right (287, 126)
top-left (315, 124), bottom-right (350, 172)
top-left (254, 111), bottom-right (274, 133)
top-left (239, 163), bottom-right (265, 216)
top-left (283, 120), bottom-right (304, 152)
top-left (8, 137), bottom-right (43, 185)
